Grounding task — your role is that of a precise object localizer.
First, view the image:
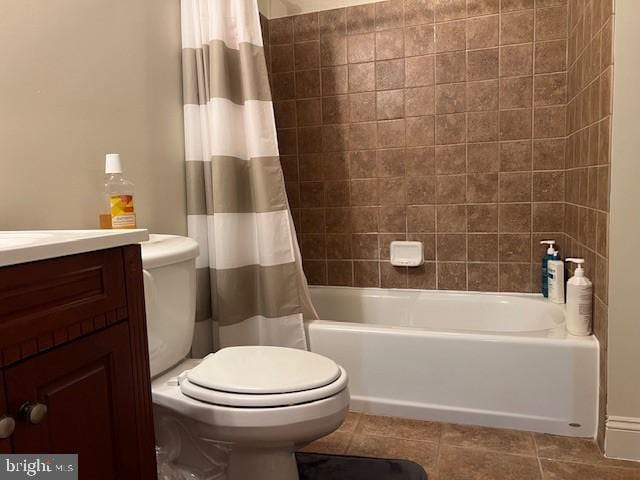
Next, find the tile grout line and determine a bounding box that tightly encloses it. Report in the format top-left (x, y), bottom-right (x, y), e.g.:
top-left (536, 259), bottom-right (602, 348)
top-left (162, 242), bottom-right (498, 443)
top-left (342, 411), bottom-right (361, 454)
top-left (373, 1), bottom-right (382, 288)
top-left (433, 414), bottom-right (445, 479)
top-left (312, 14), bottom-right (330, 284)
top-left (531, 0), bottom-right (539, 294)
top-left (532, 425), bottom-right (545, 479)
top-left (497, 0), bottom-right (502, 293)
top-left (432, 7), bottom-right (439, 291)
top-left (341, 9), bottom-right (355, 287)
top-left (463, 0), bottom-right (469, 292)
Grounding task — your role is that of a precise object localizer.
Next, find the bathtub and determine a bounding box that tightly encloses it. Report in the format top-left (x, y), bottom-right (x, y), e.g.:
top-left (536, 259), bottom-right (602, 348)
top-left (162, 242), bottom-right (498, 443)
top-left (306, 286), bottom-right (598, 437)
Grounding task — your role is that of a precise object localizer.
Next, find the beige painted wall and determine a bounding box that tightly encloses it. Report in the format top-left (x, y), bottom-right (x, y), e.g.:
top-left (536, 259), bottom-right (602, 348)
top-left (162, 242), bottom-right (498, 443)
top-left (258, 0), bottom-right (271, 16)
top-left (0, 0), bottom-right (186, 234)
top-left (607, 0), bottom-right (640, 460)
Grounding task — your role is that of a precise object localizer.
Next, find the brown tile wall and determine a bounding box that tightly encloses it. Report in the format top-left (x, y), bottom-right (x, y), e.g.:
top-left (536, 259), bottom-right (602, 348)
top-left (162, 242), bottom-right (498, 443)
top-left (269, 0), bottom-right (569, 292)
top-left (564, 0), bottom-right (613, 449)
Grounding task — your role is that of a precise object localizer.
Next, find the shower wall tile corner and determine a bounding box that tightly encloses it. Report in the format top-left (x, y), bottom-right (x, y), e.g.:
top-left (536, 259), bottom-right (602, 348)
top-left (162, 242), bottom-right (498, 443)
top-left (564, 0), bottom-right (614, 451)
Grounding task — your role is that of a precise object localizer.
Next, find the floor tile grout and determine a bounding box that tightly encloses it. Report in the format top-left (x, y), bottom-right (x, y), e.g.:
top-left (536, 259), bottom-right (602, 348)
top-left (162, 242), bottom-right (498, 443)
top-left (441, 443), bottom-right (538, 458)
top-left (357, 431), bottom-right (441, 444)
top-left (539, 457), bottom-right (640, 470)
top-left (536, 455), bottom-right (546, 480)
top-left (433, 428), bottom-right (442, 480)
top-left (342, 412), bottom-right (360, 453)
top-left (533, 430), bottom-right (545, 480)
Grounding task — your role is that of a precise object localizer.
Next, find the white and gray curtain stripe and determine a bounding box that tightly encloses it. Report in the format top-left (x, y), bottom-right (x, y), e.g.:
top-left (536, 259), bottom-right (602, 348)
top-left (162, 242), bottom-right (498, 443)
top-left (181, 0), bottom-right (314, 350)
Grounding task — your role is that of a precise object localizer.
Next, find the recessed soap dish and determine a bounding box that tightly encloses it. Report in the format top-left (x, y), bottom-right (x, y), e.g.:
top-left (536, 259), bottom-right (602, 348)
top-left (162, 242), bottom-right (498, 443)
top-left (390, 241), bottom-right (424, 267)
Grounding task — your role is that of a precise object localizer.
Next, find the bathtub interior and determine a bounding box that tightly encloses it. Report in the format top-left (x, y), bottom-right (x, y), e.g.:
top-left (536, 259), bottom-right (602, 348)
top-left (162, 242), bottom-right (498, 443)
top-left (309, 286), bottom-right (566, 335)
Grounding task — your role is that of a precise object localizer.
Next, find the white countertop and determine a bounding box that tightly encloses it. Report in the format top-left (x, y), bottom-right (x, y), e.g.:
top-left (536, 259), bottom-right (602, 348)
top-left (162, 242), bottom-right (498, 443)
top-left (0, 229), bottom-right (149, 267)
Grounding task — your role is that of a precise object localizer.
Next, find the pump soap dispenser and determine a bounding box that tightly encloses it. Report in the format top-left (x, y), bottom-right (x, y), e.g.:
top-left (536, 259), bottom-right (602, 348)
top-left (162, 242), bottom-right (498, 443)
top-left (565, 258), bottom-right (593, 336)
top-left (540, 240), bottom-right (557, 298)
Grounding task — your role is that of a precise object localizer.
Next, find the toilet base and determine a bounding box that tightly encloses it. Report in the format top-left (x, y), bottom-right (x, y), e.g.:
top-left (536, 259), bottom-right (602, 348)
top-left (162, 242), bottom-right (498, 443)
top-left (228, 447), bottom-right (299, 480)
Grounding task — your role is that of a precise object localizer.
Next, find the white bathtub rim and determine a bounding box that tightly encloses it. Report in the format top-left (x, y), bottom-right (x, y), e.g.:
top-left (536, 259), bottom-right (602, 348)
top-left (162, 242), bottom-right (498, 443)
top-left (310, 284), bottom-right (559, 303)
top-left (305, 319), bottom-right (597, 347)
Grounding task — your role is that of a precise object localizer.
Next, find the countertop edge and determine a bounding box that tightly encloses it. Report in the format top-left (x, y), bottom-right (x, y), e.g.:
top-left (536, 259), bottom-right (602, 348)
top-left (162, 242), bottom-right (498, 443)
top-left (0, 229), bottom-right (150, 268)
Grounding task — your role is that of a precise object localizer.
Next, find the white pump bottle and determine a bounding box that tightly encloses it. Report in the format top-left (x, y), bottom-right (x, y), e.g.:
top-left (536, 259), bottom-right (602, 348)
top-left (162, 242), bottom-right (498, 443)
top-left (565, 258), bottom-right (593, 336)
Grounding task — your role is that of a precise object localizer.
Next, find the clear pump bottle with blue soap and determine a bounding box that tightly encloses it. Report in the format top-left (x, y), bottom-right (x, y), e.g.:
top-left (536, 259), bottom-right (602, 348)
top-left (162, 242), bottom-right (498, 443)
top-left (540, 240), bottom-right (557, 298)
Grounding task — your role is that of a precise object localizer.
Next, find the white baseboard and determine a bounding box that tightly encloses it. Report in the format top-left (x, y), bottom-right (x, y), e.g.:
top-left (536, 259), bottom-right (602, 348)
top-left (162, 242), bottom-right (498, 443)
top-left (606, 416), bottom-right (640, 462)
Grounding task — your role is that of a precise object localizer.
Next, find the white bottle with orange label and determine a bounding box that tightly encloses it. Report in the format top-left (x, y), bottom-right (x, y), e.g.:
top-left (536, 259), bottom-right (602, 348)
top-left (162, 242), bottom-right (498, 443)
top-left (99, 153), bottom-right (137, 229)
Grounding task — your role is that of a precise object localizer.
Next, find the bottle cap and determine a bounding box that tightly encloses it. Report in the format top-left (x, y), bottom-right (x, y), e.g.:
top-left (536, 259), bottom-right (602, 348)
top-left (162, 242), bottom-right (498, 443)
top-left (105, 153), bottom-right (122, 174)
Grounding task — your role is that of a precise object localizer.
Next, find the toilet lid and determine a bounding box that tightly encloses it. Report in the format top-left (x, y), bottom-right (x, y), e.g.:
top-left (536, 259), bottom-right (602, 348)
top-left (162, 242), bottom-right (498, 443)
top-left (180, 365), bottom-right (348, 408)
top-left (186, 346), bottom-right (342, 395)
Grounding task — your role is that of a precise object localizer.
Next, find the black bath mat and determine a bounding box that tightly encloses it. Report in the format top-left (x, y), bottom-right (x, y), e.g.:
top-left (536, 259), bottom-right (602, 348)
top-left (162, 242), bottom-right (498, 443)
top-left (296, 452), bottom-right (428, 480)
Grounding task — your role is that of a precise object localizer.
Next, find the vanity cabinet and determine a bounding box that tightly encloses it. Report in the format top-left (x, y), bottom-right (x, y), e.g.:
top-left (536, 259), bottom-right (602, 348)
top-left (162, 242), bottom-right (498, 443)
top-left (0, 245), bottom-right (156, 479)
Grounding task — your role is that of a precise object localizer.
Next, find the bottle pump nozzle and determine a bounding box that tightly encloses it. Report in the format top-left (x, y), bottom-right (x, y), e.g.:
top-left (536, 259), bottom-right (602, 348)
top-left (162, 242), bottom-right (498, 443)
top-left (566, 258), bottom-right (585, 277)
top-left (540, 240), bottom-right (557, 255)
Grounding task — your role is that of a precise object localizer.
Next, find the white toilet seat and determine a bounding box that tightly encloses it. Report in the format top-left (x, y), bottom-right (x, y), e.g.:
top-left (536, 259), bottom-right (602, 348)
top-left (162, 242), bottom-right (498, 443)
top-left (187, 346), bottom-right (342, 394)
top-left (180, 366), bottom-right (348, 408)
top-left (178, 346), bottom-right (349, 408)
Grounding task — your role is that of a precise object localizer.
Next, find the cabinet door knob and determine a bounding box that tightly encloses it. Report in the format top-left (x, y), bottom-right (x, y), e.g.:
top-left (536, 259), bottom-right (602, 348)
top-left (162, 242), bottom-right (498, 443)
top-left (0, 415), bottom-right (16, 438)
top-left (18, 402), bottom-right (48, 425)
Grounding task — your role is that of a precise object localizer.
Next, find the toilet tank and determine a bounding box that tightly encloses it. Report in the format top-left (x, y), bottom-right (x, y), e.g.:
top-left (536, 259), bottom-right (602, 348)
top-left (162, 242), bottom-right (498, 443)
top-left (140, 234), bottom-right (200, 377)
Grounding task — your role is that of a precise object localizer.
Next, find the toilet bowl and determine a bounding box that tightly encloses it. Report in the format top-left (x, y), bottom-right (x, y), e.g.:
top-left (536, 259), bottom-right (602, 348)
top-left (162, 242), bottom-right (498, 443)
top-left (141, 234), bottom-right (349, 480)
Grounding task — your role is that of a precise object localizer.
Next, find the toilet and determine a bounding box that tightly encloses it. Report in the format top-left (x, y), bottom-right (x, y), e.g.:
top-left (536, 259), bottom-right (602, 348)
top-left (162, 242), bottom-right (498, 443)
top-left (140, 234), bottom-right (349, 480)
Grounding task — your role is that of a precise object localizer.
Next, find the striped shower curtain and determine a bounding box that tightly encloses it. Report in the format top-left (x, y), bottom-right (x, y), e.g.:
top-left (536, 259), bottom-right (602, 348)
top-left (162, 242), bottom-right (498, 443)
top-left (181, 0), bottom-right (314, 351)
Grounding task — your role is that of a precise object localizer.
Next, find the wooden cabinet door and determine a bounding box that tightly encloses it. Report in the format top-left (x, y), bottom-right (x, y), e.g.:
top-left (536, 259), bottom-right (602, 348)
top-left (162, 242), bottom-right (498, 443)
top-left (5, 323), bottom-right (144, 479)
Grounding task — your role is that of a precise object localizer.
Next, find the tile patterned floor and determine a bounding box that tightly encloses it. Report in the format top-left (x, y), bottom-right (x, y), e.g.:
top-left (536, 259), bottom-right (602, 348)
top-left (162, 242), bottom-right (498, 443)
top-left (299, 412), bottom-right (640, 479)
